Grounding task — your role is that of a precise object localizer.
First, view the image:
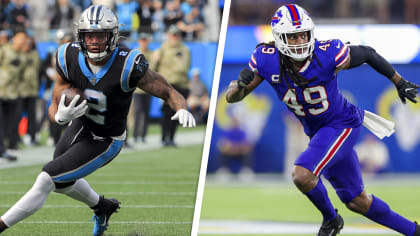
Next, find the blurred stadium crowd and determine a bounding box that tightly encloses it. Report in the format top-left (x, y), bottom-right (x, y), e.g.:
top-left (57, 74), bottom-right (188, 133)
top-left (0, 0), bottom-right (221, 41)
top-left (229, 0), bottom-right (420, 25)
top-left (0, 0), bottom-right (219, 159)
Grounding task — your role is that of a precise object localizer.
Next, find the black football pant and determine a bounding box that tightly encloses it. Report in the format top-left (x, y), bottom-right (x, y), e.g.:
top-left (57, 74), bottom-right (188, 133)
top-left (161, 86), bottom-right (189, 143)
top-left (0, 98), bottom-right (22, 151)
top-left (43, 119), bottom-right (124, 188)
top-left (133, 93), bottom-right (151, 140)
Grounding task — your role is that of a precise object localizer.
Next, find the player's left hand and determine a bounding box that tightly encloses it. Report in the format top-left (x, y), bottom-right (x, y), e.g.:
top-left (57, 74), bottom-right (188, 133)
top-left (396, 78), bottom-right (419, 104)
top-left (171, 109), bottom-right (196, 128)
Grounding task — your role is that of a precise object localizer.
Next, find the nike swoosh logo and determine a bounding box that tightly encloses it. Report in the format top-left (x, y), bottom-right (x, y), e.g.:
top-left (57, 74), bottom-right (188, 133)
top-left (336, 43), bottom-right (340, 48)
top-left (405, 88), bottom-right (415, 93)
top-left (100, 216), bottom-right (107, 227)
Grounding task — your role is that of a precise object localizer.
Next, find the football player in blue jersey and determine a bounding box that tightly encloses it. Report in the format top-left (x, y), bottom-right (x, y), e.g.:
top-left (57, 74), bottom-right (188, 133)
top-left (226, 4), bottom-right (419, 236)
top-left (0, 5), bottom-right (196, 236)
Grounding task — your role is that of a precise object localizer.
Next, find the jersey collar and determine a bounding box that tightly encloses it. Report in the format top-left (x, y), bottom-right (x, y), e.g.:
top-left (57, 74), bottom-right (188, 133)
top-left (78, 47), bottom-right (119, 86)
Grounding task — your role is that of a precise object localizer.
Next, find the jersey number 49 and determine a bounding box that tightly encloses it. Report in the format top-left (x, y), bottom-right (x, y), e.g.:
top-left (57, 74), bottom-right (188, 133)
top-left (282, 86), bottom-right (329, 116)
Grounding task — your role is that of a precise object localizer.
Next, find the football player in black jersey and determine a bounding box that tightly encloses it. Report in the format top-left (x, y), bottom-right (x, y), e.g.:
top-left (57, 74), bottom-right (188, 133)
top-left (0, 5), bottom-right (196, 236)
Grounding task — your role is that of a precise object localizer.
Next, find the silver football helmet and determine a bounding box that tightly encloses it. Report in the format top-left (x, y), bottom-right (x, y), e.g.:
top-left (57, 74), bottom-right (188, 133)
top-left (76, 5), bottom-right (119, 62)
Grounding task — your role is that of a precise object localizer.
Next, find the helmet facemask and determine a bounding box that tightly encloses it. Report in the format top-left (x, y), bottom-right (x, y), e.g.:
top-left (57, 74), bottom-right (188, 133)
top-left (273, 29), bottom-right (314, 61)
top-left (77, 28), bottom-right (118, 62)
top-left (76, 5), bottom-right (119, 63)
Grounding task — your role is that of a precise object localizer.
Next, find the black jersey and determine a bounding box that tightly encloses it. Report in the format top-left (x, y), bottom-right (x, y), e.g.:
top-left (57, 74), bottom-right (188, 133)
top-left (56, 42), bottom-right (148, 137)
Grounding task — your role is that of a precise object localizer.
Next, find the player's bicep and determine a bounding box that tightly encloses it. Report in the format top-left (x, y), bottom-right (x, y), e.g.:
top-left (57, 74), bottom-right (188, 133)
top-left (335, 49), bottom-right (351, 73)
top-left (332, 40), bottom-right (350, 70)
top-left (137, 69), bottom-right (171, 100)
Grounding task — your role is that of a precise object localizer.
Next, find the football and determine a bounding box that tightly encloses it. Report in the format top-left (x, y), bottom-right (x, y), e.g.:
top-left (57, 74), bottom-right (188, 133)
top-left (57, 88), bottom-right (85, 106)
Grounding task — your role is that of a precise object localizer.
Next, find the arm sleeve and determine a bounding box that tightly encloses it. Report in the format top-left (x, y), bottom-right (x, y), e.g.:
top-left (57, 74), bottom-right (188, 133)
top-left (348, 45), bottom-right (396, 79)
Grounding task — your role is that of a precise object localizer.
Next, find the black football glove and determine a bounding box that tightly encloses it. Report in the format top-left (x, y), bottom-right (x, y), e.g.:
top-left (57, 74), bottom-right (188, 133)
top-left (237, 68), bottom-right (255, 89)
top-left (396, 78), bottom-right (419, 104)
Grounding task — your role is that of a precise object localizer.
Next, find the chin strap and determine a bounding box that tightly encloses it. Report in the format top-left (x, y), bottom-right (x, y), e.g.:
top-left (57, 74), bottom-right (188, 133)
top-left (87, 50), bottom-right (108, 62)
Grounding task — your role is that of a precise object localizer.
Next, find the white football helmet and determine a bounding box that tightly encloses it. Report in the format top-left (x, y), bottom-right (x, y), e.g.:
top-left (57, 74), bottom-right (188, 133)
top-left (76, 5), bottom-right (119, 62)
top-left (271, 4), bottom-right (315, 61)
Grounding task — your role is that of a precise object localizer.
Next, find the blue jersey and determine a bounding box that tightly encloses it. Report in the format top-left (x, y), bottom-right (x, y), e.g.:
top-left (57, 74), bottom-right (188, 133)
top-left (249, 39), bottom-right (364, 137)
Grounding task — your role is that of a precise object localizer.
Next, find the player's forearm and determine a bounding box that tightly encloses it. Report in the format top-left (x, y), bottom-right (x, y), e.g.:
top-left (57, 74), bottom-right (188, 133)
top-left (226, 80), bottom-right (248, 103)
top-left (48, 103), bottom-right (58, 122)
top-left (390, 71), bottom-right (403, 85)
top-left (138, 70), bottom-right (187, 110)
top-left (167, 88), bottom-right (187, 111)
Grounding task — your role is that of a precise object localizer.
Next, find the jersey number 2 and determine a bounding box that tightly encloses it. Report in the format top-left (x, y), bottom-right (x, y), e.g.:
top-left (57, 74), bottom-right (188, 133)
top-left (282, 86), bottom-right (329, 116)
top-left (84, 89), bottom-right (107, 125)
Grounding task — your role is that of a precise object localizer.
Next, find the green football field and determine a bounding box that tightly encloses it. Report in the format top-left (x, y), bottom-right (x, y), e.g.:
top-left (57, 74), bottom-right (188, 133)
top-left (0, 144), bottom-right (203, 236)
top-left (199, 175), bottom-right (420, 236)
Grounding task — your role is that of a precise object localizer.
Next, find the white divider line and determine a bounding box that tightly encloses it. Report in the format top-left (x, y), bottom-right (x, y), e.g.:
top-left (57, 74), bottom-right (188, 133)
top-left (191, 0), bottom-right (232, 235)
top-left (20, 221), bottom-right (191, 225)
top-left (0, 191), bottom-right (196, 196)
top-left (0, 205), bottom-right (194, 209)
top-left (0, 181), bottom-right (196, 185)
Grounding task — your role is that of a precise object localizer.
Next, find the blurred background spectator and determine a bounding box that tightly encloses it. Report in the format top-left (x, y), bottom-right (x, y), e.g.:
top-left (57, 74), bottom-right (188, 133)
top-left (177, 6), bottom-right (204, 41)
top-left (216, 117), bottom-right (254, 180)
top-left (132, 32), bottom-right (154, 143)
top-left (6, 0), bottom-right (29, 31)
top-left (187, 68), bottom-right (209, 124)
top-left (115, 0), bottom-right (138, 38)
top-left (50, 0), bottom-right (79, 31)
top-left (0, 31), bottom-right (26, 158)
top-left (19, 35), bottom-right (40, 146)
top-left (164, 0), bottom-right (183, 31)
top-left (136, 0), bottom-right (154, 34)
top-left (153, 25), bottom-right (190, 147)
top-left (355, 134), bottom-right (390, 177)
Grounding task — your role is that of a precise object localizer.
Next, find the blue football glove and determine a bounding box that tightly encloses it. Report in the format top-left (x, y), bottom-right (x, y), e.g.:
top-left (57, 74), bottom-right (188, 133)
top-left (396, 79), bottom-right (419, 104)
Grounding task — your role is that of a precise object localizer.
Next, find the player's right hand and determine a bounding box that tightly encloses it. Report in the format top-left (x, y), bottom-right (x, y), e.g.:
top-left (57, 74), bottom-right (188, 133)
top-left (54, 94), bottom-right (88, 125)
top-left (237, 68), bottom-right (255, 89)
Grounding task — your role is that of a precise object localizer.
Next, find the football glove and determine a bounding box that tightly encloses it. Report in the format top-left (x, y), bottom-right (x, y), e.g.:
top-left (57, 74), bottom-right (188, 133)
top-left (171, 109), bottom-right (196, 128)
top-left (54, 94), bottom-right (88, 125)
top-left (237, 68), bottom-right (255, 89)
top-left (396, 78), bottom-right (419, 104)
